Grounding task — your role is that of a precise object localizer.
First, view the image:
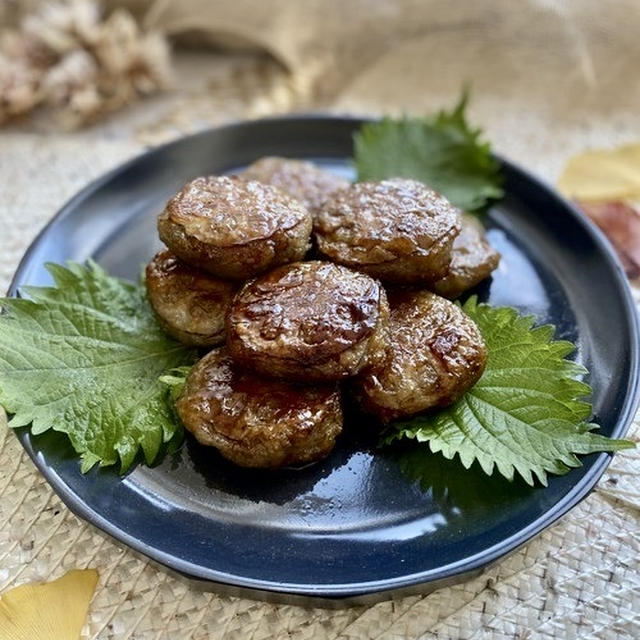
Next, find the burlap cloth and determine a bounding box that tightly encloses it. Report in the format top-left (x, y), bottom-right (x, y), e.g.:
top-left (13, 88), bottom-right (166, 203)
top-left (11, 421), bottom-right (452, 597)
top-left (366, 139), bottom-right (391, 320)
top-left (2, 1), bottom-right (640, 637)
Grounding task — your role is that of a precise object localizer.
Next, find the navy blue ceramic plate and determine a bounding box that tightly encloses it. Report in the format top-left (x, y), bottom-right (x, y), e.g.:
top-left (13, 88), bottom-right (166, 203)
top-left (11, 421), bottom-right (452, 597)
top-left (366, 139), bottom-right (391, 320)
top-left (9, 117), bottom-right (639, 601)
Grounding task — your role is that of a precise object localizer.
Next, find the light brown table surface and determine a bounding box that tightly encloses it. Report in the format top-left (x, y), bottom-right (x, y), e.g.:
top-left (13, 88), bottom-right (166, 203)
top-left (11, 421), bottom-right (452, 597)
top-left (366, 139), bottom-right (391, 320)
top-left (1, 50), bottom-right (639, 639)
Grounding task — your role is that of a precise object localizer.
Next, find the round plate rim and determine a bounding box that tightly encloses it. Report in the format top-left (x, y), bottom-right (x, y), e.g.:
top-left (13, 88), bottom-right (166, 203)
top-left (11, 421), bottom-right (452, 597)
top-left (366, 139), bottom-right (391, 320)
top-left (7, 115), bottom-right (640, 598)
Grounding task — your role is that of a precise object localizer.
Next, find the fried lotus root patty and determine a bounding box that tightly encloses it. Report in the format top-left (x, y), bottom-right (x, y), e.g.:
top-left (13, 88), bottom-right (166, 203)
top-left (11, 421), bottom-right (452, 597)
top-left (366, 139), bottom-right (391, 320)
top-left (145, 250), bottom-right (236, 347)
top-left (227, 261), bottom-right (389, 381)
top-left (176, 347), bottom-right (343, 468)
top-left (158, 175), bottom-right (312, 280)
top-left (315, 179), bottom-right (461, 283)
top-left (240, 156), bottom-right (350, 215)
top-left (431, 213), bottom-right (501, 299)
top-left (354, 291), bottom-right (487, 422)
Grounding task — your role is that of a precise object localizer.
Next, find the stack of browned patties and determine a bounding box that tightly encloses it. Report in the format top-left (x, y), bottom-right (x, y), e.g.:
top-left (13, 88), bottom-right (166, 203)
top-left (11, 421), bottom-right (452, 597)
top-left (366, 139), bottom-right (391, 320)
top-left (145, 157), bottom-right (500, 469)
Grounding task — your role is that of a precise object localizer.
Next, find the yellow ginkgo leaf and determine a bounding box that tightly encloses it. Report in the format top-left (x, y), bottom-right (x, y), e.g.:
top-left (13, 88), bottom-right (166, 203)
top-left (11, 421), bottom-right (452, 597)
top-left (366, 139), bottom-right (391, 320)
top-left (558, 143), bottom-right (640, 202)
top-left (0, 569), bottom-right (98, 640)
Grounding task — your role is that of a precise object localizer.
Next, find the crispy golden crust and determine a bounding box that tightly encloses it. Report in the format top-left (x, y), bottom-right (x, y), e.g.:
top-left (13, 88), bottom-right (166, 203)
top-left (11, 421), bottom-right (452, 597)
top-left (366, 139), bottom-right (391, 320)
top-left (145, 250), bottom-right (236, 347)
top-left (315, 179), bottom-right (461, 283)
top-left (354, 290), bottom-right (487, 422)
top-left (227, 261), bottom-right (389, 381)
top-left (176, 347), bottom-right (343, 468)
top-left (240, 157), bottom-right (350, 215)
top-left (158, 175), bottom-right (312, 280)
top-left (431, 213), bottom-right (501, 299)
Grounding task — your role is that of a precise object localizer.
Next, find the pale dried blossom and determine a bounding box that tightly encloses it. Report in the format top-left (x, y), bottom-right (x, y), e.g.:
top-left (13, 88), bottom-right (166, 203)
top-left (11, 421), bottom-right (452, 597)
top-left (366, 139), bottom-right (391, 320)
top-left (1, 28), bottom-right (57, 69)
top-left (0, 53), bottom-right (42, 121)
top-left (41, 49), bottom-right (101, 124)
top-left (22, 0), bottom-right (102, 57)
top-left (0, 0), bottom-right (171, 127)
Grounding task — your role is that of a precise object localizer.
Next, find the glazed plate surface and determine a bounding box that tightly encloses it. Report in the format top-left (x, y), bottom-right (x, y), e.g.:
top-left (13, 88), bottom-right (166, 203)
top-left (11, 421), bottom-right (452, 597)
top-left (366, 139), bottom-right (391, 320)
top-left (9, 117), bottom-right (639, 600)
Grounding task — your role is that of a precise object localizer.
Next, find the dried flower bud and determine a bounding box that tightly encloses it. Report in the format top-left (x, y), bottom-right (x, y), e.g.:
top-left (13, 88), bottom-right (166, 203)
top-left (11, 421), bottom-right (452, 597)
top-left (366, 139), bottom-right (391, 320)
top-left (0, 0), bottom-right (171, 128)
top-left (0, 53), bottom-right (42, 123)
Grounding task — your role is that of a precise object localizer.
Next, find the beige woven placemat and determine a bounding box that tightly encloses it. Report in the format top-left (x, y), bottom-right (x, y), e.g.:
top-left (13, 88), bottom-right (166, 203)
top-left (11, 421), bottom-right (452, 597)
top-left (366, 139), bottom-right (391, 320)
top-left (1, 49), bottom-right (640, 640)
